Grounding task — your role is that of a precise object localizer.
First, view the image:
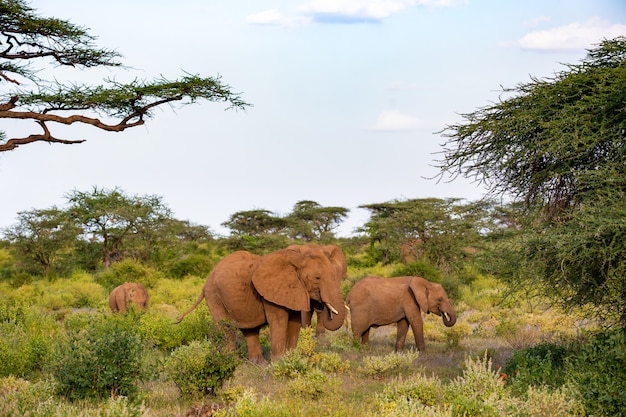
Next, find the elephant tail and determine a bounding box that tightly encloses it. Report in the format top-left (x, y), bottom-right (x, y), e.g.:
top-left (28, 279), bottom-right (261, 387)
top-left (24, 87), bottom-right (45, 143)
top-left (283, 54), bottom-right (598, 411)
top-left (176, 291), bottom-right (205, 323)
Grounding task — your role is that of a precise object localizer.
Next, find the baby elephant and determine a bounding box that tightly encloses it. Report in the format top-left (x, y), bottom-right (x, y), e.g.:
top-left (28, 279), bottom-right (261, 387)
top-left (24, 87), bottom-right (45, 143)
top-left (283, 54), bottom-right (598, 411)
top-left (346, 276), bottom-right (456, 351)
top-left (109, 282), bottom-right (149, 313)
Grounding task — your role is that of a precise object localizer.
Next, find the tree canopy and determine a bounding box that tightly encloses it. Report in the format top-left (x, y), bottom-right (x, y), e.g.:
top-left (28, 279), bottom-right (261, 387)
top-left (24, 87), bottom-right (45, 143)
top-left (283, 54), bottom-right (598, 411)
top-left (437, 37), bottom-right (626, 325)
top-left (0, 0), bottom-right (249, 151)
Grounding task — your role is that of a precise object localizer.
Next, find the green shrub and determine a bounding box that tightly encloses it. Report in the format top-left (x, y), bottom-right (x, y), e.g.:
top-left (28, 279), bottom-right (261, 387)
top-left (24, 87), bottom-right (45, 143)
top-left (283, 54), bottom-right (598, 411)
top-left (0, 303), bottom-right (59, 378)
top-left (502, 341), bottom-right (570, 395)
top-left (443, 321), bottom-right (472, 348)
top-left (167, 254), bottom-right (213, 279)
top-left (286, 368), bottom-right (339, 399)
top-left (310, 351), bottom-right (350, 373)
top-left (391, 261), bottom-right (442, 282)
top-left (359, 351), bottom-right (419, 379)
top-left (566, 329), bottom-right (626, 417)
top-left (164, 338), bottom-right (239, 397)
top-left (96, 259), bottom-right (160, 290)
top-left (139, 309), bottom-right (215, 350)
top-left (272, 350), bottom-right (312, 379)
top-left (379, 374), bottom-right (444, 407)
top-left (52, 314), bottom-right (144, 400)
top-left (447, 353), bottom-right (511, 417)
top-left (0, 376), bottom-right (58, 416)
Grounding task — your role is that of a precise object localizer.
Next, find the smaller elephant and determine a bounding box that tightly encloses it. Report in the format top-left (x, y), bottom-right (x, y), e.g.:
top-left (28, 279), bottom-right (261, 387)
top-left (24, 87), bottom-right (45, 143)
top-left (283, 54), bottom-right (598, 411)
top-left (346, 276), bottom-right (456, 351)
top-left (109, 282), bottom-right (149, 313)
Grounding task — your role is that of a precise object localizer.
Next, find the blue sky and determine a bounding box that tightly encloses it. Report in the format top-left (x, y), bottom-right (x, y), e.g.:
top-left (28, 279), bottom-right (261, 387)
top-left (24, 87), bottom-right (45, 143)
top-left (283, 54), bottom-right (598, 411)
top-left (1, 0), bottom-right (625, 236)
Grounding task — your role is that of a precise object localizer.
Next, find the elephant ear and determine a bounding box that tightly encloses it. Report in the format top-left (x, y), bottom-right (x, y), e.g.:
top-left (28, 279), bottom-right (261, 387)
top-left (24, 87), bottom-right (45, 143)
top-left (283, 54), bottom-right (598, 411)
top-left (252, 249), bottom-right (310, 312)
top-left (323, 244), bottom-right (347, 279)
top-left (409, 277), bottom-right (430, 314)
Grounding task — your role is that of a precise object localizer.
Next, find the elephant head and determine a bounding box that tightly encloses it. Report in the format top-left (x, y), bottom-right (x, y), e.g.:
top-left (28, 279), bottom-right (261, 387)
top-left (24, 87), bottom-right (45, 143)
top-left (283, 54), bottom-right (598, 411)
top-left (251, 246), bottom-right (346, 331)
top-left (409, 277), bottom-right (456, 327)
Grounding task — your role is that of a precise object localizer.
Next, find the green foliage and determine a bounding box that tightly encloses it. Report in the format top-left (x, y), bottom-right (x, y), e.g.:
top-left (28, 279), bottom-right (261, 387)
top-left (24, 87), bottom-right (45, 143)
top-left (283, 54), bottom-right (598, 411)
top-left (96, 258), bottom-right (159, 290)
top-left (0, 376), bottom-right (58, 416)
top-left (273, 328), bottom-right (351, 379)
top-left (272, 350), bottom-right (312, 379)
top-left (502, 342), bottom-right (570, 394)
top-left (0, 1), bottom-right (247, 152)
top-left (166, 254), bottom-right (213, 279)
top-left (52, 314), bottom-right (144, 400)
top-left (139, 309), bottom-right (215, 351)
top-left (447, 354), bottom-right (510, 417)
top-left (391, 260), bottom-right (442, 281)
top-left (0, 302), bottom-right (60, 378)
top-left (377, 374), bottom-right (445, 408)
top-left (443, 321), bottom-right (472, 348)
top-left (359, 198), bottom-right (497, 270)
top-left (438, 37), bottom-right (626, 323)
top-left (164, 338), bottom-right (239, 397)
top-left (567, 329), bottom-right (626, 416)
top-left (286, 368), bottom-right (339, 400)
top-left (359, 351), bottom-right (419, 380)
top-left (0, 248), bottom-right (16, 281)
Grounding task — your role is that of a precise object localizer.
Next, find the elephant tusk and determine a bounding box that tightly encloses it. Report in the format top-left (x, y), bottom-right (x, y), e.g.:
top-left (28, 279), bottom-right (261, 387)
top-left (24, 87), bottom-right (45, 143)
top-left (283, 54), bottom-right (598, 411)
top-left (443, 312), bottom-right (450, 321)
top-left (326, 303), bottom-right (339, 315)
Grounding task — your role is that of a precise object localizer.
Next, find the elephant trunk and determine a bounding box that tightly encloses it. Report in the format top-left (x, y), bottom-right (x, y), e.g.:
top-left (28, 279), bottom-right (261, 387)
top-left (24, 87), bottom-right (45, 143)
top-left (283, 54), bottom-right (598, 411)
top-left (442, 310), bottom-right (457, 327)
top-left (319, 289), bottom-right (346, 331)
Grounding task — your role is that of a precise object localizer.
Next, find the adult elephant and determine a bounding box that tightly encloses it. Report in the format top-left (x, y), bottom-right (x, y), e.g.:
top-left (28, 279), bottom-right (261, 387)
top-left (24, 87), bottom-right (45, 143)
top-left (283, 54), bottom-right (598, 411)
top-left (109, 282), bottom-right (149, 313)
top-left (293, 244), bottom-right (347, 336)
top-left (176, 245), bottom-right (347, 363)
top-left (346, 276), bottom-right (456, 351)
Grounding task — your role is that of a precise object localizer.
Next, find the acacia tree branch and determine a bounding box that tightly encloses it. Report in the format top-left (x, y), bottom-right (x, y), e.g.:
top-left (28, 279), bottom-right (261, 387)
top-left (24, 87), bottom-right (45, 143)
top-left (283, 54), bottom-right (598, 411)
top-left (0, 120), bottom-right (85, 151)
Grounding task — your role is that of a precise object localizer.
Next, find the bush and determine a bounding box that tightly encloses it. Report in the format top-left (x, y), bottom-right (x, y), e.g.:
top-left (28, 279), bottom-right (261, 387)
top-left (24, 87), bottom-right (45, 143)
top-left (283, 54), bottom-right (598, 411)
top-left (96, 259), bottom-right (160, 290)
top-left (164, 338), bottom-right (239, 397)
top-left (567, 329), bottom-right (626, 417)
top-left (52, 314), bottom-right (144, 400)
top-left (502, 341), bottom-right (571, 395)
top-left (378, 374), bottom-right (445, 407)
top-left (167, 254), bottom-right (213, 279)
top-left (391, 261), bottom-right (442, 282)
top-left (139, 309), bottom-right (215, 351)
top-left (272, 350), bottom-right (311, 379)
top-left (447, 354), bottom-right (510, 417)
top-left (0, 303), bottom-right (59, 378)
top-left (286, 368), bottom-right (339, 399)
top-left (359, 351), bottom-right (419, 380)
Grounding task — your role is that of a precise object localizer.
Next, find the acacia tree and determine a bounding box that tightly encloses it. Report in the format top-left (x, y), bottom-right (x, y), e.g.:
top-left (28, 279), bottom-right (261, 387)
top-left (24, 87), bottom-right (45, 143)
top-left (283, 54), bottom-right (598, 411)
top-left (359, 198), bottom-right (494, 268)
top-left (3, 207), bottom-right (81, 275)
top-left (0, 0), bottom-right (248, 151)
top-left (437, 37), bottom-right (626, 325)
top-left (285, 200), bottom-right (349, 242)
top-left (67, 187), bottom-right (172, 267)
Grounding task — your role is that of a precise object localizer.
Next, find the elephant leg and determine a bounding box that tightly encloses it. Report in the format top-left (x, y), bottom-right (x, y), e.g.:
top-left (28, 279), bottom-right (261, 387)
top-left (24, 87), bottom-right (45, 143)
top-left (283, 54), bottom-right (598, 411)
top-left (301, 310), bottom-right (313, 328)
top-left (361, 327), bottom-right (371, 345)
top-left (242, 327), bottom-right (265, 364)
top-left (395, 318), bottom-right (409, 351)
top-left (265, 304), bottom-right (290, 359)
top-left (286, 311), bottom-right (301, 351)
top-left (407, 313), bottom-right (426, 351)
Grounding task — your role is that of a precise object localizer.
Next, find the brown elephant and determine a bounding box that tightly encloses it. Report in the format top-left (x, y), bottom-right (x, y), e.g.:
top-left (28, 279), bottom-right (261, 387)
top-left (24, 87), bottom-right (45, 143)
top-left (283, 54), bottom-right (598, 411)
top-left (109, 282), bottom-right (149, 313)
top-left (346, 276), bottom-right (456, 351)
top-left (176, 244), bottom-right (347, 363)
top-left (293, 244), bottom-right (347, 336)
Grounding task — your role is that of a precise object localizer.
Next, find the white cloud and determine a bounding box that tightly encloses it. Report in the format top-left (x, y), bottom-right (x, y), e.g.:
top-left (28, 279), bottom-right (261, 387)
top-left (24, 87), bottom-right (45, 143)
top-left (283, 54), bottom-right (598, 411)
top-left (249, 0), bottom-right (462, 27)
top-left (516, 17), bottom-right (626, 51)
top-left (301, 0), bottom-right (408, 22)
top-left (369, 109), bottom-right (423, 131)
top-left (246, 9), bottom-right (309, 27)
